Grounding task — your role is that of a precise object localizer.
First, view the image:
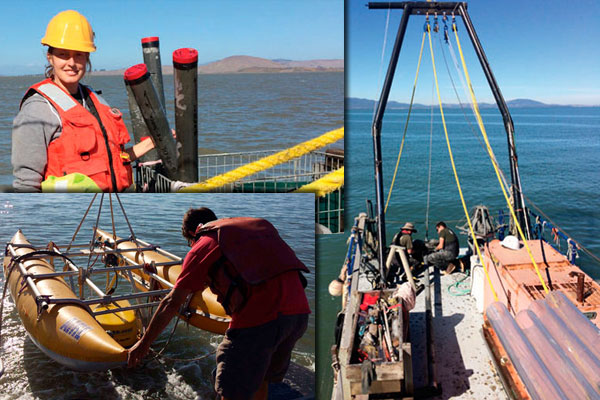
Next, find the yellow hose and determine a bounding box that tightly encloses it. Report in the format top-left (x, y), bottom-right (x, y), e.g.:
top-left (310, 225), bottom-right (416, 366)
top-left (385, 32), bottom-right (427, 213)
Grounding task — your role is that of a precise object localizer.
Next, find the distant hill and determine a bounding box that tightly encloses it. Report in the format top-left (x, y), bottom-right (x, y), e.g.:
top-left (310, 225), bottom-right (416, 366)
top-left (346, 97), bottom-right (581, 109)
top-left (90, 56), bottom-right (343, 76)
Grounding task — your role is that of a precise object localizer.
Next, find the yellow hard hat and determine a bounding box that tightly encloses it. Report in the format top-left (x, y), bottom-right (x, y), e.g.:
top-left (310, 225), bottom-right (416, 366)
top-left (41, 10), bottom-right (96, 53)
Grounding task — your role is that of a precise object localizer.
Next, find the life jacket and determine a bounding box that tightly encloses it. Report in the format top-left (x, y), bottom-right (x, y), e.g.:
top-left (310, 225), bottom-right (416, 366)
top-left (194, 217), bottom-right (309, 314)
top-left (22, 79), bottom-right (133, 192)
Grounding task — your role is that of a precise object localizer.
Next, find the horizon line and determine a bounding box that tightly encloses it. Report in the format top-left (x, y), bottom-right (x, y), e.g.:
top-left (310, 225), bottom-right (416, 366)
top-left (346, 96), bottom-right (600, 108)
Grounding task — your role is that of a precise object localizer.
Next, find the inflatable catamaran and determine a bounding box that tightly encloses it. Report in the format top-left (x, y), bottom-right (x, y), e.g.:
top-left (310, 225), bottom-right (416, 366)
top-left (1, 194), bottom-right (229, 372)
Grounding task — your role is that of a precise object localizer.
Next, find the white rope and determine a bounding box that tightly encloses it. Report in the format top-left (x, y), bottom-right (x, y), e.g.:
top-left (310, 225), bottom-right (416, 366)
top-left (372, 8), bottom-right (393, 118)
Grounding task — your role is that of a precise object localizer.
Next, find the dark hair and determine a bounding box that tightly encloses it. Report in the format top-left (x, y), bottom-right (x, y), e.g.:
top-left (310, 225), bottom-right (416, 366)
top-left (44, 47), bottom-right (92, 79)
top-left (436, 221), bottom-right (447, 229)
top-left (181, 207), bottom-right (218, 241)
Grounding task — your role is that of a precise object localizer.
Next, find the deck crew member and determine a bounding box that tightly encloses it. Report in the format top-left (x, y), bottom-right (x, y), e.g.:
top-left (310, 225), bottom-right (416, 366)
top-left (424, 221), bottom-right (459, 274)
top-left (127, 207), bottom-right (311, 400)
top-left (394, 222), bottom-right (426, 263)
top-left (12, 10), bottom-right (155, 192)
top-left (388, 222), bottom-right (426, 280)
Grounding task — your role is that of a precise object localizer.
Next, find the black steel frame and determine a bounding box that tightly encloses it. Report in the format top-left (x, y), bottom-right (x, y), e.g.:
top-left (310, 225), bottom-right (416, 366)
top-left (368, 1), bottom-right (530, 284)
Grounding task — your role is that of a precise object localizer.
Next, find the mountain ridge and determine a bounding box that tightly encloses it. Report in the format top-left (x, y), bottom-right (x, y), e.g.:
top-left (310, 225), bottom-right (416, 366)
top-left (88, 55), bottom-right (343, 76)
top-left (346, 97), bottom-right (598, 108)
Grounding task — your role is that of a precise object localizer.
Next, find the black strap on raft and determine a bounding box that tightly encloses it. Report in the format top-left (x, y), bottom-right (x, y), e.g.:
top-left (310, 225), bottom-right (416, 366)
top-left (6, 248), bottom-right (77, 268)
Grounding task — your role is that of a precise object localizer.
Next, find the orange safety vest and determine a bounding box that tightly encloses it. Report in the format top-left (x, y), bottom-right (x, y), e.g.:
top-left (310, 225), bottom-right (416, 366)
top-left (194, 217), bottom-right (309, 314)
top-left (23, 79), bottom-right (133, 192)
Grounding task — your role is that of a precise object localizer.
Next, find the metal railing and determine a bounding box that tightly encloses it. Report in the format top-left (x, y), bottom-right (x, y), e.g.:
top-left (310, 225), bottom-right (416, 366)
top-left (134, 149), bottom-right (345, 233)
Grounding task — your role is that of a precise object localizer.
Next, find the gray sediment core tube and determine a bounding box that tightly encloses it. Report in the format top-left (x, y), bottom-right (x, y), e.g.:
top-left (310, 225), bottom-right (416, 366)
top-left (125, 84), bottom-right (157, 162)
top-left (173, 48), bottom-right (199, 182)
top-left (141, 36), bottom-right (166, 110)
top-left (124, 64), bottom-right (178, 179)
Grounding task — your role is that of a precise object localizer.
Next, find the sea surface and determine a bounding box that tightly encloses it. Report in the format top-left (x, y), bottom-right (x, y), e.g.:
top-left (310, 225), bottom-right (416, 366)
top-left (0, 193), bottom-right (315, 399)
top-left (0, 72), bottom-right (344, 187)
top-left (317, 106), bottom-right (600, 398)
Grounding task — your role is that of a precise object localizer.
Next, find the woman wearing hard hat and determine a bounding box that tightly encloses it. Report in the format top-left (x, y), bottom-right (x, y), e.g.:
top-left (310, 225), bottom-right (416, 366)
top-left (11, 10), bottom-right (155, 192)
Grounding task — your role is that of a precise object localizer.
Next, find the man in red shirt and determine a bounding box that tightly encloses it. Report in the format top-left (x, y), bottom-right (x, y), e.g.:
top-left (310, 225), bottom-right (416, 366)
top-left (127, 207), bottom-right (311, 400)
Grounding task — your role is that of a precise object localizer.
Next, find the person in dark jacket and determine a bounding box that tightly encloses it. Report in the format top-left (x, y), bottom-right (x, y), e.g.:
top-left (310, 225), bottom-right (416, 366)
top-left (424, 221), bottom-right (459, 274)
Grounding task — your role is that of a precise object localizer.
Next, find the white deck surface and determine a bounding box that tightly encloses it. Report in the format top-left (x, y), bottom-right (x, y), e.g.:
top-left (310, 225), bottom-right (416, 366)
top-left (410, 268), bottom-right (507, 399)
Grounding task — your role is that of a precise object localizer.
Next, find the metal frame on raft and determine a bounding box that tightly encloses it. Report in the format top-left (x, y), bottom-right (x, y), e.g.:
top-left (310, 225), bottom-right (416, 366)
top-left (368, 1), bottom-right (530, 279)
top-left (5, 239), bottom-right (173, 319)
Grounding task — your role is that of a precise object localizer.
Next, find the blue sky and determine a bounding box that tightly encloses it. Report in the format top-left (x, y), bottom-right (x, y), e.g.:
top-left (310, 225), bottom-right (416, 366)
top-left (348, 0), bottom-right (600, 105)
top-left (0, 0), bottom-right (343, 76)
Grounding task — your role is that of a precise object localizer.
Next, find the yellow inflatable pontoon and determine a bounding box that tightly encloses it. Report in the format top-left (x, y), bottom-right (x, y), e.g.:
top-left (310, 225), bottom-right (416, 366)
top-left (3, 231), bottom-right (130, 371)
top-left (95, 228), bottom-right (231, 334)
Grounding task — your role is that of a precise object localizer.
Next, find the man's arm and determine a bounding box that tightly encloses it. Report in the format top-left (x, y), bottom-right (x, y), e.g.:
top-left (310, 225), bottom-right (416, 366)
top-left (435, 237), bottom-right (445, 251)
top-left (127, 285), bottom-right (192, 367)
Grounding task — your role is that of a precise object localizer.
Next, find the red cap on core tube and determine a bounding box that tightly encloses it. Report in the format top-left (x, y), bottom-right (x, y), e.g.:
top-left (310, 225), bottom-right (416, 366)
top-left (173, 48), bottom-right (198, 64)
top-left (141, 36), bottom-right (159, 44)
top-left (124, 64), bottom-right (148, 81)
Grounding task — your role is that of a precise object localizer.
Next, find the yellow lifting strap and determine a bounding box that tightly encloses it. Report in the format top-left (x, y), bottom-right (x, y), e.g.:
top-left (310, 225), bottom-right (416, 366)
top-left (293, 167), bottom-right (344, 197)
top-left (427, 24), bottom-right (499, 302)
top-left (179, 127), bottom-right (344, 193)
top-left (452, 24), bottom-right (549, 294)
top-left (385, 31), bottom-right (427, 213)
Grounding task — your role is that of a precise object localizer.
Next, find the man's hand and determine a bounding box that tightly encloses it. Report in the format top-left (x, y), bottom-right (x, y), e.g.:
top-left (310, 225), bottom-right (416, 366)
top-left (127, 339), bottom-right (150, 368)
top-left (125, 286), bottom-right (191, 368)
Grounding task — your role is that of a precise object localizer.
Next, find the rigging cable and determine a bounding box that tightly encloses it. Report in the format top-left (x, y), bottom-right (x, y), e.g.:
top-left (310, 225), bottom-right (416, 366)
top-left (426, 20), bottom-right (499, 302)
top-left (373, 8), bottom-right (393, 118)
top-left (66, 194), bottom-right (98, 253)
top-left (425, 71), bottom-right (435, 241)
top-left (439, 30), bottom-right (511, 192)
top-left (384, 31), bottom-right (427, 213)
top-left (86, 194), bottom-right (105, 273)
top-left (451, 20), bottom-right (549, 293)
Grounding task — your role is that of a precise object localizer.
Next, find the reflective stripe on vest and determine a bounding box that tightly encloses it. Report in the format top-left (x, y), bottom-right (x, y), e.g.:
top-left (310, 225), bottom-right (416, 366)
top-left (36, 83), bottom-right (78, 111)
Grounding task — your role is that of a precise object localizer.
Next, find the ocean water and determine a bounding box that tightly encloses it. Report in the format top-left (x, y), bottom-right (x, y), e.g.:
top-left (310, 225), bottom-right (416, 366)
top-left (0, 72), bottom-right (344, 187)
top-left (0, 193), bottom-right (315, 399)
top-left (317, 106), bottom-right (600, 398)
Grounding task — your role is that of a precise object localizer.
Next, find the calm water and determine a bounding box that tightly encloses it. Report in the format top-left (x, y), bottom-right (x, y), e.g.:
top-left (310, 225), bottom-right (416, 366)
top-left (0, 193), bottom-right (315, 399)
top-left (317, 106), bottom-right (600, 398)
top-left (0, 72), bottom-right (344, 186)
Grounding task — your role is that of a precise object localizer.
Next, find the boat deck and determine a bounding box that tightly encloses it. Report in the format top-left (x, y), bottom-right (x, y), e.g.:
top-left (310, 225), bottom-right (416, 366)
top-left (350, 251), bottom-right (507, 398)
top-left (410, 268), bottom-right (507, 399)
